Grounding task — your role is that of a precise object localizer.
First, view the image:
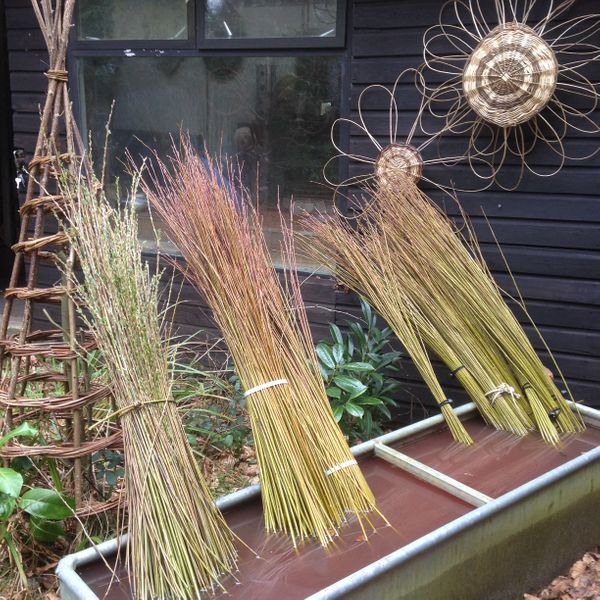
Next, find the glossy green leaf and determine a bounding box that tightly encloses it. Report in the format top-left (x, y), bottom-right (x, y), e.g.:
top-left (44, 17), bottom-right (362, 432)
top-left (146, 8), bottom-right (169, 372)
top-left (333, 376), bottom-right (367, 401)
top-left (377, 404), bottom-right (392, 420)
top-left (0, 469), bottom-right (23, 499)
top-left (325, 386), bottom-right (342, 399)
top-left (356, 396), bottom-right (384, 406)
top-left (345, 403), bottom-right (364, 418)
top-left (329, 323), bottom-right (343, 346)
top-left (332, 405), bottom-right (344, 422)
top-left (316, 343), bottom-right (336, 369)
top-left (20, 489), bottom-right (75, 521)
top-left (29, 515), bottom-right (65, 543)
top-left (0, 422), bottom-right (38, 450)
top-left (0, 494), bottom-right (16, 521)
top-left (318, 364), bottom-right (331, 380)
top-left (344, 362), bottom-right (375, 372)
top-left (332, 343), bottom-right (344, 364)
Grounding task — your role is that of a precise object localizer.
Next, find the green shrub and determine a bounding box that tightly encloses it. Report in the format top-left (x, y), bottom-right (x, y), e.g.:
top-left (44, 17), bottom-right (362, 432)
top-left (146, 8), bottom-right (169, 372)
top-left (316, 299), bottom-right (403, 442)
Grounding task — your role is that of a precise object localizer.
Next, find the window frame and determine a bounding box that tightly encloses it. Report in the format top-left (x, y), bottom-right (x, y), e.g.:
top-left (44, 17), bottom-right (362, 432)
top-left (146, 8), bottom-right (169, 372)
top-left (72, 0), bottom-right (197, 49)
top-left (200, 0), bottom-right (346, 49)
top-left (71, 0), bottom-right (346, 50)
top-left (68, 0), bottom-right (352, 261)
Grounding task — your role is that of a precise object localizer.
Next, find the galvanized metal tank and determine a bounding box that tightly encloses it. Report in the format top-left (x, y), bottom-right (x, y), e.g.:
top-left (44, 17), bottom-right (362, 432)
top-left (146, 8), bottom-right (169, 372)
top-left (57, 402), bottom-right (600, 599)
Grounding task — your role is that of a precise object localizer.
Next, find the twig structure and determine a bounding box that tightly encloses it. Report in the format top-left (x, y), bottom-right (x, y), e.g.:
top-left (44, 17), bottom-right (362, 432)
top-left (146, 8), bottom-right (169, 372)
top-left (0, 0), bottom-right (114, 508)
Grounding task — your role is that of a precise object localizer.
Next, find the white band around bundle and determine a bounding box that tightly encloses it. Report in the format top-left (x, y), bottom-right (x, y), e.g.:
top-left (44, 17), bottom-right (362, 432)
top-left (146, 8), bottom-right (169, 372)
top-left (325, 459), bottom-right (358, 476)
top-left (243, 378), bottom-right (289, 398)
top-left (485, 383), bottom-right (521, 405)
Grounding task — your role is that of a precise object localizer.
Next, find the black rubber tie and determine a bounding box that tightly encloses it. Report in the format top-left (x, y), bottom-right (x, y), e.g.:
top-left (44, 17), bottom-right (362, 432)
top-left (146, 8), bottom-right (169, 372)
top-left (438, 398), bottom-right (454, 408)
top-left (548, 407), bottom-right (561, 421)
top-left (449, 365), bottom-right (465, 378)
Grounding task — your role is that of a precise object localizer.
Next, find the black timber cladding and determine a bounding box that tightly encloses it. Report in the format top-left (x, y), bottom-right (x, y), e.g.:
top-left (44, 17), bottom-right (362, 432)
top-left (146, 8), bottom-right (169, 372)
top-left (3, 0), bottom-right (600, 415)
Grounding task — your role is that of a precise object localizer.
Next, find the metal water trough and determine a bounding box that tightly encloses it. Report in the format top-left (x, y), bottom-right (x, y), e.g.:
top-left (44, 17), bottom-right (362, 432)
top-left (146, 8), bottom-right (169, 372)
top-left (57, 402), bottom-right (600, 600)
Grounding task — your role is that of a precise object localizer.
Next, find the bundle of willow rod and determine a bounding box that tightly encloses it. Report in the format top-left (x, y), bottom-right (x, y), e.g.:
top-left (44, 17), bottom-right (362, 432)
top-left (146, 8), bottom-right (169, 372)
top-left (305, 182), bottom-right (583, 445)
top-left (376, 183), bottom-right (583, 443)
top-left (140, 139), bottom-right (379, 547)
top-left (57, 164), bottom-right (237, 599)
top-left (304, 213), bottom-right (473, 444)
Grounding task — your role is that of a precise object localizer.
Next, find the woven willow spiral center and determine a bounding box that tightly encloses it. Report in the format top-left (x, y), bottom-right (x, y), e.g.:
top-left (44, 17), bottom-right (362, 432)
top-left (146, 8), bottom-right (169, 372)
top-left (375, 144), bottom-right (423, 187)
top-left (462, 23), bottom-right (558, 127)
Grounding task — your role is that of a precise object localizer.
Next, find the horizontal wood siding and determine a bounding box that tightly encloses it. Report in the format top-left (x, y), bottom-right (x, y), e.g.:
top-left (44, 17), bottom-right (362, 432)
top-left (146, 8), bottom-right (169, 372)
top-left (5, 0), bottom-right (599, 422)
top-left (350, 0), bottom-right (600, 411)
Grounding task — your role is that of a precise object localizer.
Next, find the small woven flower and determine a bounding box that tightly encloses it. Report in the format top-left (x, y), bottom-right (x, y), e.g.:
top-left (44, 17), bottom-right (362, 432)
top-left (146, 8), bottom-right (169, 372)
top-left (324, 70), bottom-right (491, 195)
top-left (419, 0), bottom-right (600, 190)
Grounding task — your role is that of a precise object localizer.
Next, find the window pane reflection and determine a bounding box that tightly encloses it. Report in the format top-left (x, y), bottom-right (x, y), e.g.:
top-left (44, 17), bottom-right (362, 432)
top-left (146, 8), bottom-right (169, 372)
top-left (77, 0), bottom-right (189, 40)
top-left (79, 56), bottom-right (340, 269)
top-left (205, 0), bottom-right (338, 39)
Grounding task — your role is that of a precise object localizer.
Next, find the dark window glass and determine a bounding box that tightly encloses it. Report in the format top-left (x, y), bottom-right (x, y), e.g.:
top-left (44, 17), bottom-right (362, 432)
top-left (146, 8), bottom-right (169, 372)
top-left (205, 0), bottom-right (337, 39)
top-left (77, 0), bottom-right (189, 41)
top-left (79, 55), bottom-right (340, 268)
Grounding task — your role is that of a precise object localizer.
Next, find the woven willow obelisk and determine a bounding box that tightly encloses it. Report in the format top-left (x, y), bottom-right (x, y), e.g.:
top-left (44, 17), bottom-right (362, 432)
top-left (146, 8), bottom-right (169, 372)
top-left (0, 0), bottom-right (115, 506)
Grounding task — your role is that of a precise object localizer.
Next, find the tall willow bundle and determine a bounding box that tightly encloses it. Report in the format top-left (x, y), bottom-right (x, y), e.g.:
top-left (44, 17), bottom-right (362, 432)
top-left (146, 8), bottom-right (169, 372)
top-left (140, 141), bottom-right (379, 547)
top-left (376, 184), bottom-right (583, 443)
top-left (57, 166), bottom-right (237, 599)
top-left (304, 215), bottom-right (473, 445)
top-left (305, 182), bottom-right (583, 445)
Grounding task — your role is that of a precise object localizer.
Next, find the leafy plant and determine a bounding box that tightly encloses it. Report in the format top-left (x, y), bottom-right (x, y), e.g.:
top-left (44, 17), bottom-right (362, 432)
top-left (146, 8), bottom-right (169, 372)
top-left (316, 299), bottom-right (403, 442)
top-left (92, 449), bottom-right (125, 491)
top-left (0, 423), bottom-right (75, 587)
top-left (177, 368), bottom-right (251, 458)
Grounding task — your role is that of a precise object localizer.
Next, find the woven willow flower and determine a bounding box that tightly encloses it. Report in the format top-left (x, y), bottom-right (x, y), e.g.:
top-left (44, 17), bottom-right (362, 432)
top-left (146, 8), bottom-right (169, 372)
top-left (420, 0), bottom-right (600, 190)
top-left (324, 70), bottom-right (490, 194)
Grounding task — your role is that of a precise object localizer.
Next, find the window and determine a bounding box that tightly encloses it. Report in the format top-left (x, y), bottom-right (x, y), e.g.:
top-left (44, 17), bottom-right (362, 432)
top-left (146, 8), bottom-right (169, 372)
top-left (205, 0), bottom-right (338, 40)
top-left (72, 1), bottom-right (345, 270)
top-left (78, 0), bottom-right (191, 41)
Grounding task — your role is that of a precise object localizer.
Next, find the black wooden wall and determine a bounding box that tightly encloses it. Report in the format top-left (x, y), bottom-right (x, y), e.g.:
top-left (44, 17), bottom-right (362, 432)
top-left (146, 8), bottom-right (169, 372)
top-left (348, 0), bottom-right (600, 410)
top-left (3, 0), bottom-right (600, 417)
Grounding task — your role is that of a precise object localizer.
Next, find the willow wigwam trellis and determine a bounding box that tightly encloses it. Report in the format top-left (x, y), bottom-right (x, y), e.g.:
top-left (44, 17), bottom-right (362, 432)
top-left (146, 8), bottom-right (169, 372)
top-left (0, 0), bottom-right (117, 510)
top-left (418, 0), bottom-right (600, 190)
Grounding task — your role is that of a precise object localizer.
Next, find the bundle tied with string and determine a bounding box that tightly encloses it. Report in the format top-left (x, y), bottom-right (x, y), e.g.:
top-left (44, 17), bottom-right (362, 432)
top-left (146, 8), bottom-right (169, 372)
top-left (140, 137), bottom-right (381, 547)
top-left (56, 159), bottom-right (238, 599)
top-left (304, 181), bottom-right (584, 445)
top-left (302, 204), bottom-right (474, 445)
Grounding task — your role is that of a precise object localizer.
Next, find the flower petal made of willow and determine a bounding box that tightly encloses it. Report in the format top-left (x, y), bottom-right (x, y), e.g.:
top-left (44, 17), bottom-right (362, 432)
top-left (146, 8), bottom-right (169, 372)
top-left (545, 106), bottom-right (600, 159)
top-left (534, 0), bottom-right (577, 35)
top-left (330, 117), bottom-right (382, 157)
top-left (356, 84), bottom-right (400, 145)
top-left (460, 0), bottom-right (491, 39)
top-left (469, 119), bottom-right (501, 156)
top-left (558, 67), bottom-right (600, 96)
top-left (423, 41), bottom-right (470, 75)
top-left (545, 12), bottom-right (600, 45)
top-left (427, 87), bottom-right (467, 121)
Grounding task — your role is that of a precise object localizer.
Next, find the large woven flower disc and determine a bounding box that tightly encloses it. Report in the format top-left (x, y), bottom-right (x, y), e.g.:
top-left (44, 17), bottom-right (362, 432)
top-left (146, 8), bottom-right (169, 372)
top-left (375, 144), bottom-right (423, 188)
top-left (462, 22), bottom-right (558, 127)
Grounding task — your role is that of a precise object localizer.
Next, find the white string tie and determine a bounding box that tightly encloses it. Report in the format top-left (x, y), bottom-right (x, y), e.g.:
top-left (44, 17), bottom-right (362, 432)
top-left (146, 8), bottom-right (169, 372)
top-left (243, 378), bottom-right (289, 398)
top-left (325, 459), bottom-right (358, 476)
top-left (485, 383), bottom-right (521, 406)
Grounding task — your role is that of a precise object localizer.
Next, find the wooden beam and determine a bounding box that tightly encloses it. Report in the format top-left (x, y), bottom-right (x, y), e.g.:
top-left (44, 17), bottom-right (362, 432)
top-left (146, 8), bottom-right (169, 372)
top-left (374, 443), bottom-right (494, 507)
